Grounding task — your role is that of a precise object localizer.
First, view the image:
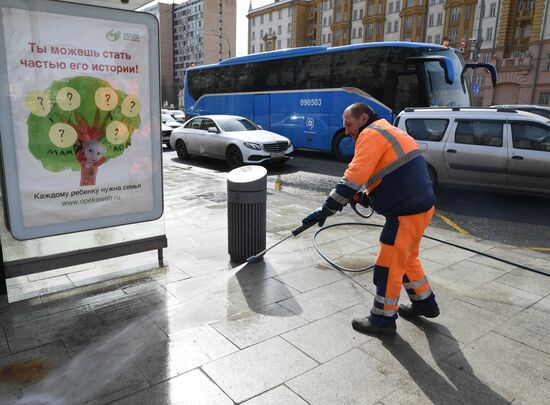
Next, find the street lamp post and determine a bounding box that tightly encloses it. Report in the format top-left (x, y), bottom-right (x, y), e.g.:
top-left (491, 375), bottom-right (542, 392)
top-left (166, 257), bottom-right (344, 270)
top-left (209, 29), bottom-right (231, 60)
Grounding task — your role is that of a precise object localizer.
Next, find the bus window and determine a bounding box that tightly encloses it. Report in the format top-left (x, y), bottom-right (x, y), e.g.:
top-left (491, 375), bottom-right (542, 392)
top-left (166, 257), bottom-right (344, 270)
top-left (296, 54), bottom-right (332, 89)
top-left (264, 58), bottom-right (296, 91)
top-left (395, 74), bottom-right (421, 113)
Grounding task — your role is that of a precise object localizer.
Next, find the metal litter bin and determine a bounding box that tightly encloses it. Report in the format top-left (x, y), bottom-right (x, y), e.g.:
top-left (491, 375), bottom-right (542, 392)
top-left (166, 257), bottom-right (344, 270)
top-left (227, 166), bottom-right (267, 263)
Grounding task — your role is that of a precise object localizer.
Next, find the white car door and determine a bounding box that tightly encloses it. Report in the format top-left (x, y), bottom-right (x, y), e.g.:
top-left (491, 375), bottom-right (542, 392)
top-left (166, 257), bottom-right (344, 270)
top-left (506, 120), bottom-right (550, 192)
top-left (443, 119), bottom-right (507, 187)
top-left (184, 118), bottom-right (205, 154)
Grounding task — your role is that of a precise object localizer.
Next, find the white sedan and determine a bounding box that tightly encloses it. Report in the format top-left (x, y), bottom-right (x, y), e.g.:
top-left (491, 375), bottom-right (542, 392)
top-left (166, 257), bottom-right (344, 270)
top-left (170, 115), bottom-right (293, 168)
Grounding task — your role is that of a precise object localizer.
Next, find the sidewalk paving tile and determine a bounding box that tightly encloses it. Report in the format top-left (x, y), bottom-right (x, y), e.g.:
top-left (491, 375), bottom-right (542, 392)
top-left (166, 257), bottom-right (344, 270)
top-left (287, 348), bottom-right (407, 404)
top-left (202, 336), bottom-right (317, 403)
top-left (281, 312), bottom-right (373, 363)
top-left (110, 369), bottom-right (233, 405)
top-left (211, 303), bottom-right (307, 349)
top-left (444, 331), bottom-right (550, 404)
top-left (132, 324), bottom-right (238, 385)
top-left (241, 385), bottom-right (308, 405)
top-left (278, 278), bottom-right (372, 321)
top-left (493, 307), bottom-right (550, 355)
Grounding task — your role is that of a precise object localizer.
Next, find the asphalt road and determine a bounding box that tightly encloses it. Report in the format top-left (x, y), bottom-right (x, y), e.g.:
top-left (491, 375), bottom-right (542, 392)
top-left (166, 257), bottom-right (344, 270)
top-left (164, 148), bottom-right (550, 252)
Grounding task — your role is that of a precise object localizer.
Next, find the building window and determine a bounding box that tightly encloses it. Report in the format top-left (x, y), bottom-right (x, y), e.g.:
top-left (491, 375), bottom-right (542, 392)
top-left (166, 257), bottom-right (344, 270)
top-left (278, 25), bottom-right (282, 35)
top-left (465, 6), bottom-right (470, 20)
top-left (367, 24), bottom-right (373, 36)
top-left (394, 20), bottom-right (399, 32)
top-left (389, 2), bottom-right (393, 13)
top-left (489, 3), bottom-right (496, 17)
top-left (323, 33), bottom-right (326, 43)
top-left (278, 9), bottom-right (282, 19)
top-left (386, 22), bottom-right (391, 33)
top-left (396, 0), bottom-right (400, 11)
top-left (435, 34), bottom-right (441, 43)
top-left (269, 12), bottom-right (272, 21)
top-left (328, 32), bottom-right (332, 42)
top-left (251, 44), bottom-right (255, 53)
top-left (252, 31), bottom-right (255, 40)
top-left (407, 0), bottom-right (414, 6)
top-left (252, 17), bottom-right (256, 26)
top-left (449, 30), bottom-right (457, 43)
top-left (288, 7), bottom-right (293, 16)
top-left (358, 26), bottom-right (363, 37)
top-left (451, 7), bottom-right (460, 22)
top-left (405, 16), bottom-right (412, 30)
top-left (260, 29), bottom-right (264, 38)
top-left (288, 23), bottom-right (291, 33)
top-left (538, 92), bottom-right (550, 105)
top-left (486, 27), bottom-right (493, 41)
top-left (354, 9), bottom-right (358, 20)
top-left (287, 38), bottom-right (291, 47)
top-left (428, 14), bottom-right (434, 27)
top-left (545, 54), bottom-right (550, 70)
top-left (277, 39), bottom-right (281, 49)
top-left (260, 43), bottom-right (263, 52)
top-left (359, 9), bottom-right (363, 19)
top-left (427, 35), bottom-right (432, 42)
top-left (261, 15), bottom-right (264, 24)
top-left (437, 13), bottom-right (442, 26)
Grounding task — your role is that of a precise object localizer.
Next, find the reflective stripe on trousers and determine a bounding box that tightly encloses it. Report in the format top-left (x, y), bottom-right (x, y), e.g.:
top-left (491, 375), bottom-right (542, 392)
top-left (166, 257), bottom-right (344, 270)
top-left (370, 206), bottom-right (435, 321)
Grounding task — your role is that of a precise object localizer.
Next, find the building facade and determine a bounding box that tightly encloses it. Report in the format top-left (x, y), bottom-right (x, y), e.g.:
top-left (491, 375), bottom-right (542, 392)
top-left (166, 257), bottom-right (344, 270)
top-left (141, 0), bottom-right (236, 106)
top-left (247, 0), bottom-right (550, 107)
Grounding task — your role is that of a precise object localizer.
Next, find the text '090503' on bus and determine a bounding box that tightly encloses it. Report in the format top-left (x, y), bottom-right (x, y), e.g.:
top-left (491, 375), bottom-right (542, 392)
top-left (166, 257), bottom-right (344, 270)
top-left (183, 42), bottom-right (497, 162)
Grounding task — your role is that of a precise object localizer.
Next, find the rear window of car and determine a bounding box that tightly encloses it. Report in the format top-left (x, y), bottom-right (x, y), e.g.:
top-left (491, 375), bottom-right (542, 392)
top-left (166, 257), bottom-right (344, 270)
top-left (510, 121), bottom-right (550, 151)
top-left (405, 119), bottom-right (449, 142)
top-left (454, 120), bottom-right (503, 147)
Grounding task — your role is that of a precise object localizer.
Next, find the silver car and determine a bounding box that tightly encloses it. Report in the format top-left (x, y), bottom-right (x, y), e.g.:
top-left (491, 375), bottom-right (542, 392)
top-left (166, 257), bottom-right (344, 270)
top-left (170, 115), bottom-right (293, 168)
top-left (394, 107), bottom-right (550, 194)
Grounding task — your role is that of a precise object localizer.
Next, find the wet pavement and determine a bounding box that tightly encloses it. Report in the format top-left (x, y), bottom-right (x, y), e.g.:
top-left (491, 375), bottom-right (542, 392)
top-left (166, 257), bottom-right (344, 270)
top-left (1, 151), bottom-right (550, 404)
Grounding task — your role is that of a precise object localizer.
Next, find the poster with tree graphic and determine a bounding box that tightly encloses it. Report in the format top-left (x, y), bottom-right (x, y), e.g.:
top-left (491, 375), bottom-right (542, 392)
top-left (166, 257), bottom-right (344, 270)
top-left (26, 76), bottom-right (142, 187)
top-left (0, 1), bottom-right (162, 240)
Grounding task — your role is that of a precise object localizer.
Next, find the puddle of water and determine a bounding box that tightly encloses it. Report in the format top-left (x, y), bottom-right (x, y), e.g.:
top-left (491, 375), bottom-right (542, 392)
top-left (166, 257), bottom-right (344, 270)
top-left (13, 265), bottom-right (247, 404)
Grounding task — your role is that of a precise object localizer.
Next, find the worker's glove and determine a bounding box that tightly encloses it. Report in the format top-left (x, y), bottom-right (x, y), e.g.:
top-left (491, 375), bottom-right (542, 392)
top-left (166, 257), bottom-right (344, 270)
top-left (302, 205), bottom-right (334, 227)
top-left (351, 191), bottom-right (370, 208)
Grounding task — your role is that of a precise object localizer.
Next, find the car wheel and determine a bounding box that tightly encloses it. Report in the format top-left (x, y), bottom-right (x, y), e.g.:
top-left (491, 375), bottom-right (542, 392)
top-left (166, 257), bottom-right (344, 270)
top-left (226, 145), bottom-right (243, 169)
top-left (332, 130), bottom-right (354, 163)
top-left (175, 139), bottom-right (189, 160)
top-left (428, 166), bottom-right (437, 192)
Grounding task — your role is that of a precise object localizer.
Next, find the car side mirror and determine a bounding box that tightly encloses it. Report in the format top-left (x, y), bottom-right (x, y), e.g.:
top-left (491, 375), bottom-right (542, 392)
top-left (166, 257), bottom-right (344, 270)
top-left (207, 126), bottom-right (218, 133)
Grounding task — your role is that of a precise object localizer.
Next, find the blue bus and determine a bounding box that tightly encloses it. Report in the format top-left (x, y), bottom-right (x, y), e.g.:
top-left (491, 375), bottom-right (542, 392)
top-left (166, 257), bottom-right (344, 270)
top-left (184, 42), bottom-right (496, 161)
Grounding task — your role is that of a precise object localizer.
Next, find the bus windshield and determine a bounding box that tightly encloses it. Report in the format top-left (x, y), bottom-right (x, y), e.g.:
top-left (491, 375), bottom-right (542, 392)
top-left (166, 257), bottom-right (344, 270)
top-left (419, 48), bottom-right (470, 108)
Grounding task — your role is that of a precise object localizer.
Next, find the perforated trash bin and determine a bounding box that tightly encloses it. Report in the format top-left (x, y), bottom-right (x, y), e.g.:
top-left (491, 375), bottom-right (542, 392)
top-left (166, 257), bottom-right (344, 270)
top-left (227, 166), bottom-right (267, 263)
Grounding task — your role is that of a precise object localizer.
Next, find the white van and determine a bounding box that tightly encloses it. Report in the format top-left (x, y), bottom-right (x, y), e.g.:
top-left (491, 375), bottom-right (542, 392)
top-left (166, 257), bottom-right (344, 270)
top-left (394, 107), bottom-right (550, 194)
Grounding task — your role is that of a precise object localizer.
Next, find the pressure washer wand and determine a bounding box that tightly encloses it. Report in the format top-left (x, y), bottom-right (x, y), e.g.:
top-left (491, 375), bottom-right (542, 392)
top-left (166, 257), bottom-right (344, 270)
top-left (246, 220), bottom-right (319, 264)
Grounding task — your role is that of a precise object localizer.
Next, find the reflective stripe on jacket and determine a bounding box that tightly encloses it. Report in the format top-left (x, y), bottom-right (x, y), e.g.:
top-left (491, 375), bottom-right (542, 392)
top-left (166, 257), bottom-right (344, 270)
top-left (344, 119), bottom-right (434, 216)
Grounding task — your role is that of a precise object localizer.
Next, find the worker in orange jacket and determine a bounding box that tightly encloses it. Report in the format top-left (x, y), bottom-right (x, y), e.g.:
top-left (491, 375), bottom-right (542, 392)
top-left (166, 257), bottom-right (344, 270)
top-left (302, 102), bottom-right (439, 335)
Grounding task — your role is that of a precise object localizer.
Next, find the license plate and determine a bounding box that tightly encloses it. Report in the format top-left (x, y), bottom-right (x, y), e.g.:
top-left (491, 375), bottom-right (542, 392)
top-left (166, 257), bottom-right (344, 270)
top-left (271, 152), bottom-right (284, 158)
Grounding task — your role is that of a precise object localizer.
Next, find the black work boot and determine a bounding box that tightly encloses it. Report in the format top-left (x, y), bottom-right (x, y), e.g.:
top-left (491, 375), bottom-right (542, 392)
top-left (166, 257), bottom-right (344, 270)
top-left (398, 303), bottom-right (440, 319)
top-left (351, 317), bottom-right (396, 335)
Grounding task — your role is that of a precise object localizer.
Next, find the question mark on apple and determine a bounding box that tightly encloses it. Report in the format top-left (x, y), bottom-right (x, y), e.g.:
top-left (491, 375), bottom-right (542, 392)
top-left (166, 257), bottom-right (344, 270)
top-left (49, 123), bottom-right (77, 147)
top-left (95, 87), bottom-right (118, 111)
top-left (56, 87), bottom-right (80, 111)
top-left (25, 91), bottom-right (51, 116)
top-left (121, 96), bottom-right (141, 117)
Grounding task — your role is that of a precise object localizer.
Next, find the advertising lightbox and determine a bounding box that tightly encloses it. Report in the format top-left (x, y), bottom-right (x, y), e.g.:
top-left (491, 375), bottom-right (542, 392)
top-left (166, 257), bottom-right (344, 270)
top-left (0, 0), bottom-right (163, 240)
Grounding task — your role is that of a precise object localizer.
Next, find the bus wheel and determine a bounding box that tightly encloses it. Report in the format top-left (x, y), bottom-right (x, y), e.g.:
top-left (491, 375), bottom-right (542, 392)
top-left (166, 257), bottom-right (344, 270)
top-left (332, 131), bottom-right (354, 163)
top-left (226, 145), bottom-right (243, 169)
top-left (176, 139), bottom-right (189, 160)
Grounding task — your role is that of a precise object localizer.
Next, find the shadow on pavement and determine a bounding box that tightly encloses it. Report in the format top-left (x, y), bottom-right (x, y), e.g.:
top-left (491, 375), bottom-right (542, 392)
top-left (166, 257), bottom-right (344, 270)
top-left (380, 320), bottom-right (509, 404)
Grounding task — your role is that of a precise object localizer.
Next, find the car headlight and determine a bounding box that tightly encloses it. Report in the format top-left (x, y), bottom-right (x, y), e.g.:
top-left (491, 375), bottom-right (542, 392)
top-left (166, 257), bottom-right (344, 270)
top-left (244, 142), bottom-right (262, 150)
top-left (287, 140), bottom-right (292, 147)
